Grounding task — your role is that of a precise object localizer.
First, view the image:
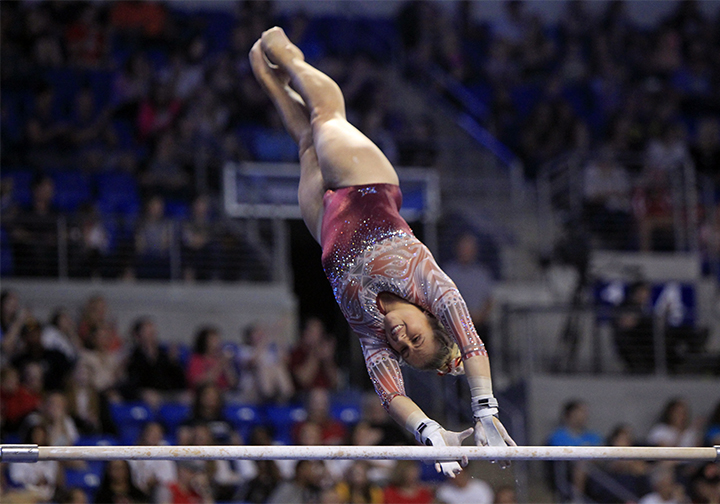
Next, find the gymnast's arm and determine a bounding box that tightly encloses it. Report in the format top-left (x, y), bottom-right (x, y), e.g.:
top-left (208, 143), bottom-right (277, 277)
top-left (365, 348), bottom-right (472, 477)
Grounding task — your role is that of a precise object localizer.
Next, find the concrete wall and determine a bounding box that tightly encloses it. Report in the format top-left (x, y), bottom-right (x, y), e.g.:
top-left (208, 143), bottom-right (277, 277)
top-left (527, 374), bottom-right (720, 446)
top-left (2, 280), bottom-right (298, 346)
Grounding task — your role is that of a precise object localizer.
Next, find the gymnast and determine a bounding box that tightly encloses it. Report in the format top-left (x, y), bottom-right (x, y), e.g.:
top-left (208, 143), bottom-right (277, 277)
top-left (250, 27), bottom-right (515, 477)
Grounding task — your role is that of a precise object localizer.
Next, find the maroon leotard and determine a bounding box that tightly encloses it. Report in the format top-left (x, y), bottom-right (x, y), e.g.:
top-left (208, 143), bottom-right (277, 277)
top-left (320, 184), bottom-right (486, 408)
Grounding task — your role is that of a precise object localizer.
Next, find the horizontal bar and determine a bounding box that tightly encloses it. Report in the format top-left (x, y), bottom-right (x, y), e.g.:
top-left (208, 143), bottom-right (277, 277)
top-left (1, 445), bottom-right (717, 463)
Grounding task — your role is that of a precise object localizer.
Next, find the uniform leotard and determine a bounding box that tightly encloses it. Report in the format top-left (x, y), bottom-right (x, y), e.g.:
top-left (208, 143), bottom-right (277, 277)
top-left (321, 184), bottom-right (486, 408)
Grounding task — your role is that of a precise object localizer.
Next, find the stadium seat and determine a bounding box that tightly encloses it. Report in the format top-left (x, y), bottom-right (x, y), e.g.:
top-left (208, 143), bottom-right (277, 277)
top-left (331, 403), bottom-right (361, 425)
top-left (223, 403), bottom-right (263, 441)
top-left (109, 402), bottom-right (154, 445)
top-left (64, 466), bottom-right (102, 500)
top-left (264, 405), bottom-right (307, 445)
top-left (51, 171), bottom-right (92, 212)
top-left (158, 402), bottom-right (191, 437)
top-left (75, 434), bottom-right (119, 446)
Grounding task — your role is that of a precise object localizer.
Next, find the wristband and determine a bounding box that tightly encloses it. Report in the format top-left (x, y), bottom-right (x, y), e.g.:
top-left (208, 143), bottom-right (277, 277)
top-left (472, 394), bottom-right (499, 420)
top-left (405, 411), bottom-right (441, 445)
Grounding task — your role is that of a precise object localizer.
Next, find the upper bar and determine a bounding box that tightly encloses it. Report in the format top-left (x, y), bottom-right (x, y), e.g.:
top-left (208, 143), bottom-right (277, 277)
top-left (1, 445), bottom-right (717, 463)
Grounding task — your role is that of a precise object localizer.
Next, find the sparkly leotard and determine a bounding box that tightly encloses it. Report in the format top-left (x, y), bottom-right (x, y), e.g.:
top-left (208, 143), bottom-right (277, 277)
top-left (321, 184), bottom-right (487, 408)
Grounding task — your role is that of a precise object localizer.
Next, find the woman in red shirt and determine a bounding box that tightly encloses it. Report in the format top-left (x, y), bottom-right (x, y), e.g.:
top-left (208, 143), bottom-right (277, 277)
top-left (186, 326), bottom-right (238, 391)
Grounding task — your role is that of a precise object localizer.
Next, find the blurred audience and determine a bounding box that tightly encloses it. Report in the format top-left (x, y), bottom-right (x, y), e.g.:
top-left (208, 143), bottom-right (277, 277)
top-left (647, 397), bottom-right (701, 448)
top-left (123, 317), bottom-right (186, 407)
top-left (290, 317), bottom-right (340, 395)
top-left (186, 326), bottom-right (238, 391)
top-left (95, 459), bottom-right (150, 504)
top-left (383, 460), bottom-right (434, 504)
top-left (237, 322), bottom-right (295, 404)
top-left (436, 464), bottom-right (494, 504)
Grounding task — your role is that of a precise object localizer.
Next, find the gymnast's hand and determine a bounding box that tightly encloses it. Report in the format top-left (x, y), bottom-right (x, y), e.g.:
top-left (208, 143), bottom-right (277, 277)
top-left (414, 420), bottom-right (474, 478)
top-left (472, 395), bottom-right (516, 467)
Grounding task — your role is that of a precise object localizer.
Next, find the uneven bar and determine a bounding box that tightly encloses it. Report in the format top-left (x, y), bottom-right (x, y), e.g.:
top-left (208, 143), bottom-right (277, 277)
top-left (1, 445), bottom-right (718, 463)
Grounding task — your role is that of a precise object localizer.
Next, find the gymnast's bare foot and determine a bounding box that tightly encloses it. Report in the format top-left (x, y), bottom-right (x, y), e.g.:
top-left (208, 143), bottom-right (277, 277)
top-left (261, 27), bottom-right (305, 68)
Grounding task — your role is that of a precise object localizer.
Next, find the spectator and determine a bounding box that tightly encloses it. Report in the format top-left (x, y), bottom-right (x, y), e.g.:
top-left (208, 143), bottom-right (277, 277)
top-left (67, 87), bottom-right (110, 153)
top-left (0, 366), bottom-right (41, 435)
top-left (64, 359), bottom-right (104, 435)
top-left (290, 317), bottom-right (339, 395)
top-left (77, 294), bottom-right (122, 352)
top-left (64, 3), bottom-right (109, 68)
top-left (141, 132), bottom-right (191, 199)
top-left (112, 52), bottom-right (153, 121)
top-left (1, 289), bottom-right (29, 363)
top-left (129, 422), bottom-right (178, 499)
top-left (292, 388), bottom-right (347, 446)
top-left (158, 460), bottom-right (215, 504)
top-left (582, 148), bottom-right (634, 250)
top-left (181, 194), bottom-right (220, 281)
top-left (186, 326), bottom-right (238, 391)
top-left (24, 84), bottom-right (68, 169)
top-left (334, 461), bottom-right (384, 504)
top-left (95, 459), bottom-right (150, 504)
top-left (547, 400), bottom-right (603, 503)
top-left (688, 462), bottom-right (720, 504)
top-left (587, 424), bottom-right (651, 503)
top-left (79, 322), bottom-right (124, 397)
top-left (12, 317), bottom-right (74, 392)
top-left (134, 194), bottom-right (173, 279)
top-left (383, 460), bottom-right (434, 504)
top-left (190, 422), bottom-right (255, 502)
top-left (267, 459), bottom-right (327, 504)
top-left (360, 391), bottom-right (410, 446)
top-left (137, 80), bottom-right (181, 142)
top-left (612, 281), bottom-right (656, 374)
top-left (237, 322), bottom-right (294, 404)
top-left (69, 204), bottom-right (111, 279)
top-left (442, 232), bottom-right (496, 349)
top-left (10, 174), bottom-right (60, 277)
top-left (187, 383), bottom-right (235, 445)
top-left (436, 463), bottom-right (494, 504)
top-left (7, 423), bottom-right (61, 502)
top-left (637, 463), bottom-right (688, 504)
top-left (41, 307), bottom-right (81, 363)
top-left (123, 317), bottom-right (186, 407)
top-left (647, 397), bottom-right (701, 447)
top-left (242, 459), bottom-right (283, 504)
top-left (37, 391), bottom-right (80, 446)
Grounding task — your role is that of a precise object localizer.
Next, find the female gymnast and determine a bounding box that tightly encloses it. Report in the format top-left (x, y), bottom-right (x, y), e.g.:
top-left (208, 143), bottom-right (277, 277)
top-left (250, 27), bottom-right (515, 477)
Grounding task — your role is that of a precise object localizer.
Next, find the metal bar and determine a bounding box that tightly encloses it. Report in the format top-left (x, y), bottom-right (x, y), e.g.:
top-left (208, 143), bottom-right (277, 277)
top-left (1, 445), bottom-right (717, 463)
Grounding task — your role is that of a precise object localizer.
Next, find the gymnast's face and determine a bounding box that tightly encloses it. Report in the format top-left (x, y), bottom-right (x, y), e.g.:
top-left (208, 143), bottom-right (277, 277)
top-left (384, 305), bottom-right (440, 369)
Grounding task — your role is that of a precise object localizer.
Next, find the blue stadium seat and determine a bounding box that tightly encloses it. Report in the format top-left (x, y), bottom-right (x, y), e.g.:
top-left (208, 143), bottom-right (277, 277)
top-left (331, 403), bottom-right (361, 425)
top-left (224, 404), bottom-right (263, 441)
top-left (3, 170), bottom-right (33, 207)
top-left (64, 466), bottom-right (102, 500)
top-left (51, 171), bottom-right (92, 212)
top-left (75, 434), bottom-right (119, 446)
top-left (158, 402), bottom-right (191, 437)
top-left (95, 171), bottom-right (141, 218)
top-left (109, 402), bottom-right (154, 445)
top-left (264, 405), bottom-right (307, 445)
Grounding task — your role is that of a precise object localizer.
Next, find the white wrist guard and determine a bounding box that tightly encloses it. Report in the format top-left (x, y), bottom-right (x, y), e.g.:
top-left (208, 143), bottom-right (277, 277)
top-left (472, 395), bottom-right (499, 420)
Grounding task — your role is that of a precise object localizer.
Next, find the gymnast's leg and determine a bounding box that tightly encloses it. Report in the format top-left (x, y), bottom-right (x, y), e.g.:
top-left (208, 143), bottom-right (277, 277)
top-left (249, 40), bottom-right (325, 242)
top-left (260, 27), bottom-right (399, 190)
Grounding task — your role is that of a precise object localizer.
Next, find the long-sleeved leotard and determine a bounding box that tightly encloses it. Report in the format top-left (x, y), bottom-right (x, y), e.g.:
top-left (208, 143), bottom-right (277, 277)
top-left (320, 184), bottom-right (487, 408)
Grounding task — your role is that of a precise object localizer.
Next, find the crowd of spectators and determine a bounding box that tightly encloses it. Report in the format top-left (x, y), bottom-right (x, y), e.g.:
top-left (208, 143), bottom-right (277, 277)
top-left (3, 1), bottom-right (720, 275)
top-left (2, 287), bottom-right (719, 503)
top-left (546, 398), bottom-right (720, 504)
top-left (0, 0), bottom-right (437, 281)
